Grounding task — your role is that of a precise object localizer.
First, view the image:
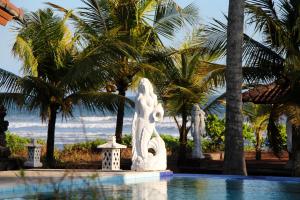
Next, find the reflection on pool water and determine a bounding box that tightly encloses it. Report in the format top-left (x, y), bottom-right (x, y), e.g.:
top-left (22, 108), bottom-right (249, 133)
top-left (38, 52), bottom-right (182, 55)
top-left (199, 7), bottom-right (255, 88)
top-left (6, 174), bottom-right (300, 200)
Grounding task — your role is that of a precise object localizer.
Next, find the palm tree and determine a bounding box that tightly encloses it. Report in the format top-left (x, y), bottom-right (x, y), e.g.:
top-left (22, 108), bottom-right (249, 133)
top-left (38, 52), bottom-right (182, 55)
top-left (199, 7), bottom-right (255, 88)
top-left (243, 0), bottom-right (300, 176)
top-left (48, 0), bottom-right (199, 143)
top-left (206, 0), bottom-right (300, 176)
top-left (146, 32), bottom-right (225, 162)
top-left (243, 103), bottom-right (271, 160)
top-left (0, 9), bottom-right (125, 165)
top-left (224, 0), bottom-right (247, 175)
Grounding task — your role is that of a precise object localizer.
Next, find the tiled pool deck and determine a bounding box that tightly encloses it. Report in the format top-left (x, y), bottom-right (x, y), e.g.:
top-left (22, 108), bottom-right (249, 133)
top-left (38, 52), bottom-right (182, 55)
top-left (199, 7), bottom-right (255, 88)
top-left (0, 169), bottom-right (173, 198)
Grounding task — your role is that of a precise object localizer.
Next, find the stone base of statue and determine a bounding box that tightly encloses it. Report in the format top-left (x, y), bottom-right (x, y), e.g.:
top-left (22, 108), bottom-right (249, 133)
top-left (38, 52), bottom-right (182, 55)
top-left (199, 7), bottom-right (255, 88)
top-left (131, 136), bottom-right (167, 171)
top-left (192, 150), bottom-right (205, 159)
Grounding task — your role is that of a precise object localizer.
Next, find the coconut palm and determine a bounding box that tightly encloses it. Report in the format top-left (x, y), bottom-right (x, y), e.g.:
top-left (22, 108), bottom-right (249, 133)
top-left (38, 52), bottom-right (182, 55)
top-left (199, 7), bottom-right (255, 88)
top-left (243, 103), bottom-right (271, 160)
top-left (244, 0), bottom-right (300, 176)
top-left (206, 0), bottom-right (300, 176)
top-left (48, 0), bottom-right (199, 143)
top-left (0, 9), bottom-right (126, 165)
top-left (145, 31), bottom-right (225, 162)
top-left (223, 0), bottom-right (247, 175)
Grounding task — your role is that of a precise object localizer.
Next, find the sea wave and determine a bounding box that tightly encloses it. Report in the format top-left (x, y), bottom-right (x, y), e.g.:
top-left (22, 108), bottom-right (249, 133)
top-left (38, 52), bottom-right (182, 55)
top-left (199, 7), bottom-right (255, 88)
top-left (7, 113), bottom-right (179, 145)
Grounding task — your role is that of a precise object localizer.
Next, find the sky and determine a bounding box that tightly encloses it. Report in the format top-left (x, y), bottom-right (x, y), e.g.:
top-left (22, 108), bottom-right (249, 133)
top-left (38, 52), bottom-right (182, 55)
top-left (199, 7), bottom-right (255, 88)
top-left (0, 0), bottom-right (229, 75)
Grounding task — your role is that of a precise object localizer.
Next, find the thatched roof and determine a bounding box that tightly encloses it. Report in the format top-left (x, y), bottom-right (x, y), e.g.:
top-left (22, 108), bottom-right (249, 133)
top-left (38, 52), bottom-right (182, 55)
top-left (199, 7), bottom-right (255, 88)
top-left (242, 81), bottom-right (291, 104)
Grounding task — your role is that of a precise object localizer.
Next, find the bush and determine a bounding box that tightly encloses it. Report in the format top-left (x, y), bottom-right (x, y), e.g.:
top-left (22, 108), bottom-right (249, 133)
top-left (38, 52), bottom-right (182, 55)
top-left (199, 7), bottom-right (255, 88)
top-left (6, 132), bottom-right (30, 155)
top-left (205, 115), bottom-right (225, 151)
top-left (205, 115), bottom-right (259, 152)
top-left (6, 132), bottom-right (45, 156)
top-left (278, 124), bottom-right (287, 147)
top-left (243, 123), bottom-right (256, 147)
top-left (121, 135), bottom-right (132, 147)
top-left (62, 139), bottom-right (106, 154)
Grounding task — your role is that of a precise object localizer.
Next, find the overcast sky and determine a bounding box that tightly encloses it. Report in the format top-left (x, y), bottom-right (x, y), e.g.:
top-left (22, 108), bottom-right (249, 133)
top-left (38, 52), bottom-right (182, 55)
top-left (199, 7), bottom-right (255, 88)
top-left (0, 0), bottom-right (230, 75)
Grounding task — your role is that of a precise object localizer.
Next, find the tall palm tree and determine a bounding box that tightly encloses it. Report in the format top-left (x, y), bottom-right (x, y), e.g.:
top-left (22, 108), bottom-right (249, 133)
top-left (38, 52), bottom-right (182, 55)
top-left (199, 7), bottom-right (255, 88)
top-left (0, 9), bottom-right (125, 165)
top-left (243, 103), bottom-right (271, 160)
top-left (224, 0), bottom-right (247, 175)
top-left (48, 0), bottom-right (199, 143)
top-left (146, 32), bottom-right (225, 162)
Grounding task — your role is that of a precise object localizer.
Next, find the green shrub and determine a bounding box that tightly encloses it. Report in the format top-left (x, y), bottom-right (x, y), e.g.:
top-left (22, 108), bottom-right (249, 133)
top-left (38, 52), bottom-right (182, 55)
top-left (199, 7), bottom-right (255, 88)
top-left (62, 139), bottom-right (106, 153)
top-left (205, 115), bottom-right (225, 151)
top-left (6, 132), bottom-right (30, 154)
top-left (6, 132), bottom-right (45, 155)
top-left (121, 135), bottom-right (132, 147)
top-left (243, 123), bottom-right (256, 146)
top-left (278, 124), bottom-right (287, 147)
top-left (205, 115), bottom-right (260, 152)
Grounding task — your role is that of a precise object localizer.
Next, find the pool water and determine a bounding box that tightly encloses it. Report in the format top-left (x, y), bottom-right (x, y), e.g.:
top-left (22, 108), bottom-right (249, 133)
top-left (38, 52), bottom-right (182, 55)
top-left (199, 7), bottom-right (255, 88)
top-left (5, 174), bottom-right (300, 200)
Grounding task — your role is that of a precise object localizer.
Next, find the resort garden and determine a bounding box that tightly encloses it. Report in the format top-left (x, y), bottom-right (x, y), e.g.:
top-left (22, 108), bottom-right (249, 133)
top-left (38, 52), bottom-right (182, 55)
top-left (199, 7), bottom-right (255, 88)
top-left (1, 0), bottom-right (300, 199)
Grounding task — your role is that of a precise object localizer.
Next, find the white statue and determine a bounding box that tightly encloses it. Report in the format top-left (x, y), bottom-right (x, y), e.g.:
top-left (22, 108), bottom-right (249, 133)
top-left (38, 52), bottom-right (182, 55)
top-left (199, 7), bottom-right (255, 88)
top-left (131, 78), bottom-right (167, 171)
top-left (191, 104), bottom-right (206, 159)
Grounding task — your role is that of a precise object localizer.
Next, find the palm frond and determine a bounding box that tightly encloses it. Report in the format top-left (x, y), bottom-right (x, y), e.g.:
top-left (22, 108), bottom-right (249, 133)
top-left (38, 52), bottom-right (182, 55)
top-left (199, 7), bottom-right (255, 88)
top-left (0, 93), bottom-right (26, 110)
top-left (206, 18), bottom-right (285, 84)
top-left (246, 0), bottom-right (286, 48)
top-left (0, 68), bottom-right (21, 93)
top-left (153, 0), bottom-right (199, 39)
top-left (67, 92), bottom-right (134, 113)
top-left (12, 36), bottom-right (38, 76)
top-left (203, 92), bottom-right (226, 115)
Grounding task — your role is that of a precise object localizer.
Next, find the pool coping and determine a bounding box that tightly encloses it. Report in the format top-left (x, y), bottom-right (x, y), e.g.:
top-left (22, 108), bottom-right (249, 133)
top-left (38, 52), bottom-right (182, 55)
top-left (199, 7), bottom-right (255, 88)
top-left (174, 173), bottom-right (300, 183)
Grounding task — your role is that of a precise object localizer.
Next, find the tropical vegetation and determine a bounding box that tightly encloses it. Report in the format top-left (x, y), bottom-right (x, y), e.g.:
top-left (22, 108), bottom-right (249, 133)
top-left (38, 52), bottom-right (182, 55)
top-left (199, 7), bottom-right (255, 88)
top-left (243, 103), bottom-right (271, 160)
top-left (1, 0), bottom-right (300, 177)
top-left (146, 30), bottom-right (225, 161)
top-left (0, 9), bottom-right (126, 165)
top-left (206, 0), bottom-right (300, 175)
top-left (48, 0), bottom-right (199, 143)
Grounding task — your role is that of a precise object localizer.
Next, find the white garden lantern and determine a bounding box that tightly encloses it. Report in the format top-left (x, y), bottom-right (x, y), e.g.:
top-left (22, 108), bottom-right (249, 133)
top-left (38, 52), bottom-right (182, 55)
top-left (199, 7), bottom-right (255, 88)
top-left (97, 136), bottom-right (127, 171)
top-left (24, 139), bottom-right (43, 168)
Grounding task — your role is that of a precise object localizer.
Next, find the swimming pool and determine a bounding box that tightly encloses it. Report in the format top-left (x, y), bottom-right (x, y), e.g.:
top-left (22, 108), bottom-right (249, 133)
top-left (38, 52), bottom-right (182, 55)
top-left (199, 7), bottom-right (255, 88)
top-left (2, 173), bottom-right (300, 200)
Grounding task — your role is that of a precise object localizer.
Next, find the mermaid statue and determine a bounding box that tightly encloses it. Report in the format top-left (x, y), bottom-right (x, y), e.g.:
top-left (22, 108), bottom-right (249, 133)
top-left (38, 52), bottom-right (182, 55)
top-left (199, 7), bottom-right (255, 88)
top-left (131, 78), bottom-right (167, 171)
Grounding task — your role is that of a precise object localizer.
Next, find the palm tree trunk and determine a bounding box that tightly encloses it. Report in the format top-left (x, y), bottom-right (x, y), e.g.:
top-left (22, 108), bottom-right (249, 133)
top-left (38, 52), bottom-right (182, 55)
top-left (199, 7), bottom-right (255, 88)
top-left (115, 86), bottom-right (126, 143)
top-left (178, 109), bottom-right (188, 164)
top-left (255, 130), bottom-right (262, 160)
top-left (292, 126), bottom-right (300, 176)
top-left (224, 0), bottom-right (247, 175)
top-left (46, 104), bottom-right (58, 166)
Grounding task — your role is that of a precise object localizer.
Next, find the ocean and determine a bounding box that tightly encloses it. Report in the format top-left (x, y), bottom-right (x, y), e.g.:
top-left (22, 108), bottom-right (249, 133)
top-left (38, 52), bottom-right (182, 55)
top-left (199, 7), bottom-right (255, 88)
top-left (5, 107), bottom-right (180, 147)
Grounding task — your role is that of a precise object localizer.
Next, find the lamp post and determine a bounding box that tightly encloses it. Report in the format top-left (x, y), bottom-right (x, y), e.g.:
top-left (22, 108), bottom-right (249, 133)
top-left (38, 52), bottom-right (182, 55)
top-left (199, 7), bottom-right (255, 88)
top-left (24, 139), bottom-right (43, 168)
top-left (98, 136), bottom-right (127, 171)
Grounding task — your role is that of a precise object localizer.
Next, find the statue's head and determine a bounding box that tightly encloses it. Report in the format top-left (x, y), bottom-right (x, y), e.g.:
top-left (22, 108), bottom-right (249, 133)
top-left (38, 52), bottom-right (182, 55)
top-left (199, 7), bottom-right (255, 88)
top-left (192, 104), bottom-right (201, 113)
top-left (138, 78), bottom-right (153, 96)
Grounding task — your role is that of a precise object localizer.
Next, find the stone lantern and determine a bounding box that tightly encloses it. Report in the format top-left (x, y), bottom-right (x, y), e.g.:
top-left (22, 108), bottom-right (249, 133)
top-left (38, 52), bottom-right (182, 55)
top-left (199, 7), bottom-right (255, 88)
top-left (24, 139), bottom-right (43, 168)
top-left (97, 136), bottom-right (127, 171)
